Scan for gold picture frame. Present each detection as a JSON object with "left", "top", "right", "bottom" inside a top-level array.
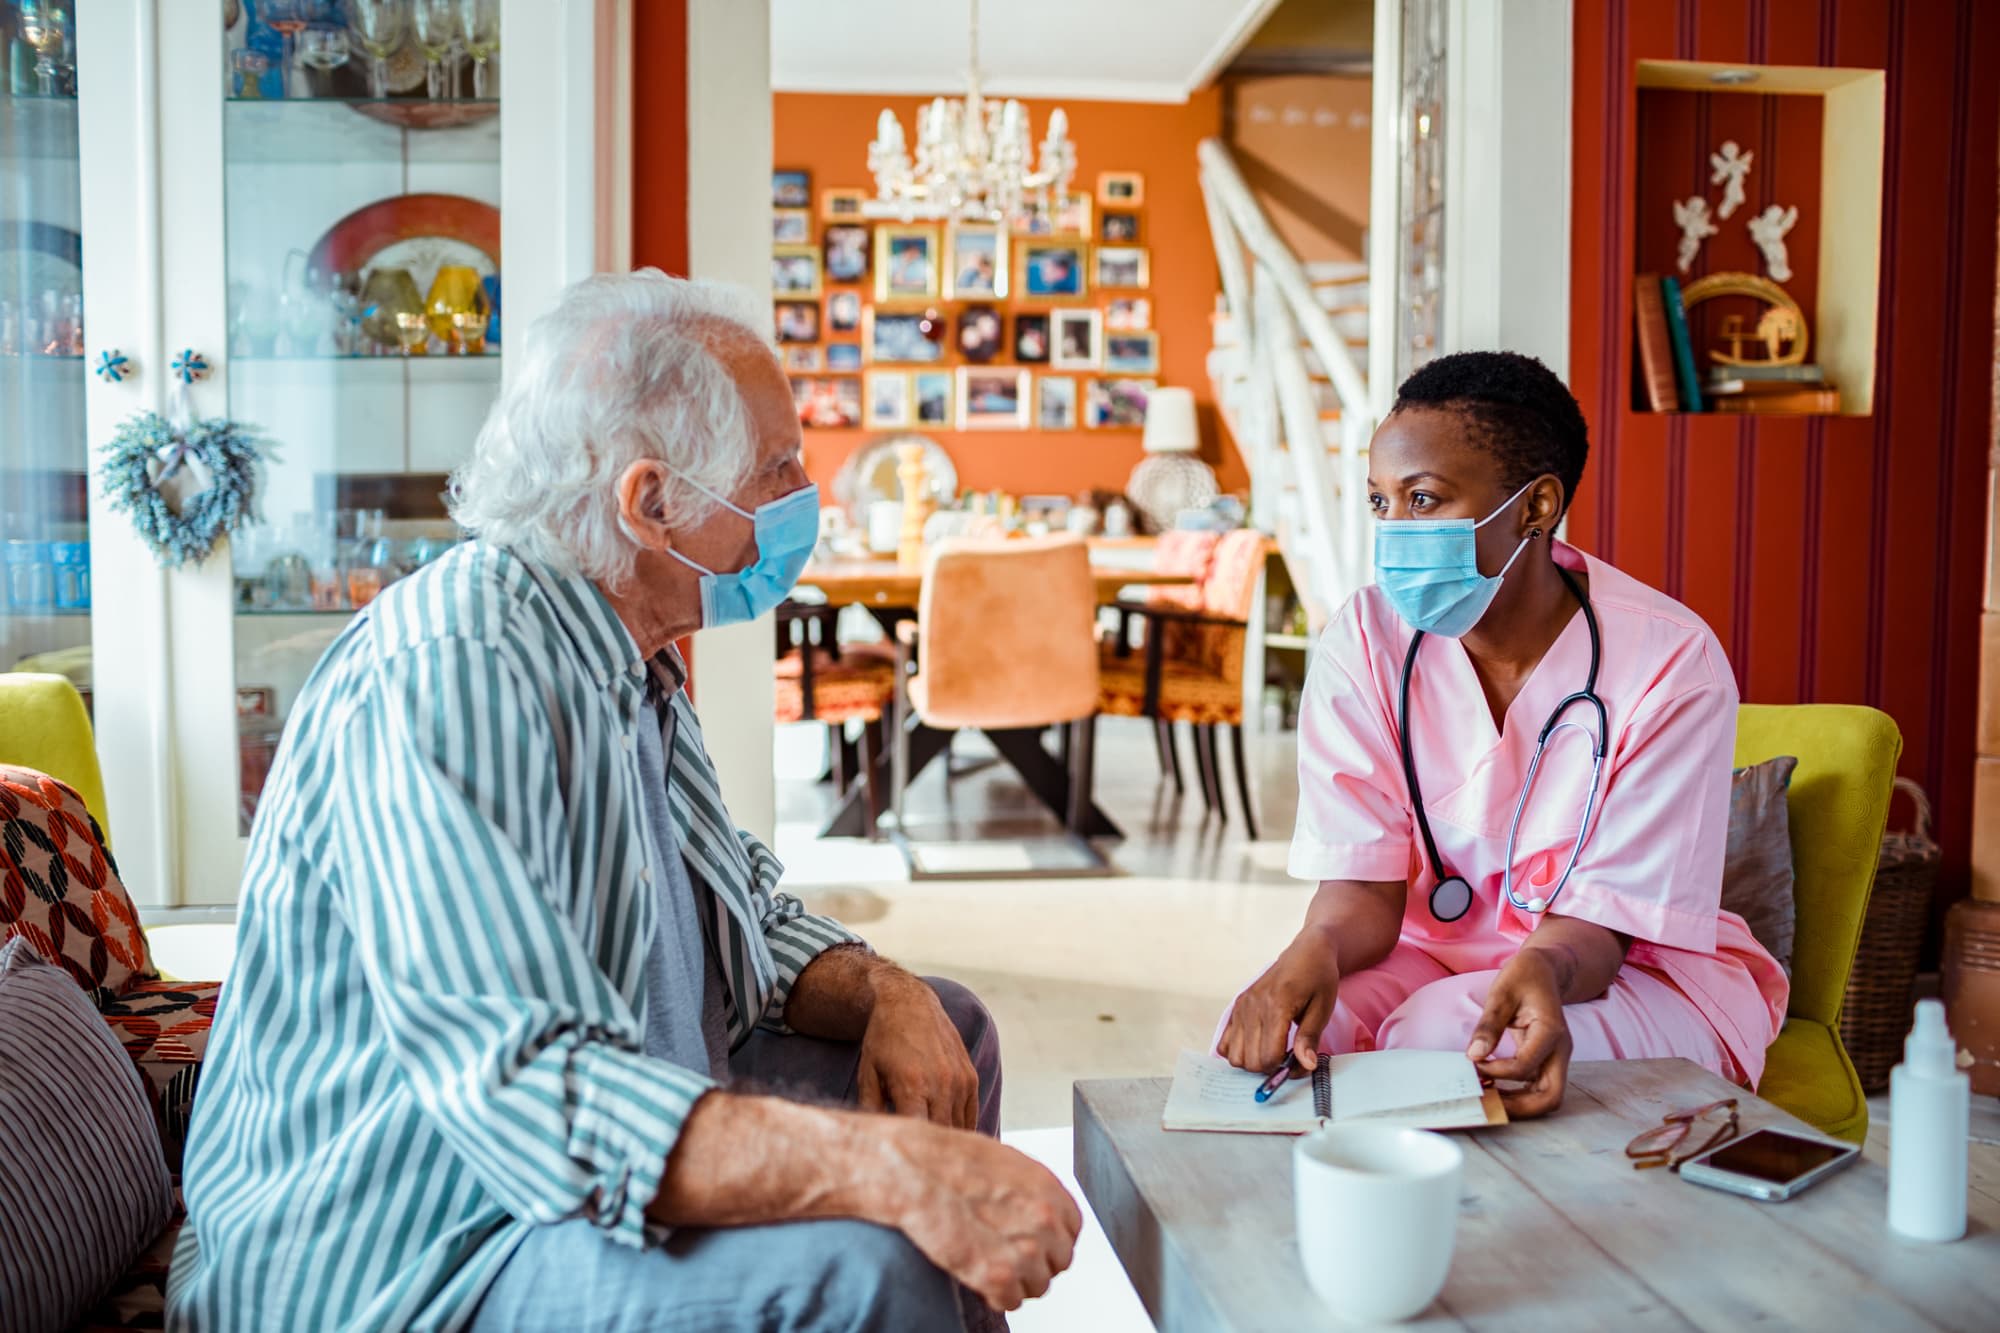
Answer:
[
  {"left": 1096, "top": 171, "right": 1145, "bottom": 206},
  {"left": 874, "top": 224, "right": 942, "bottom": 302},
  {"left": 1104, "top": 330, "right": 1160, "bottom": 375},
  {"left": 820, "top": 187, "right": 867, "bottom": 220},
  {"left": 944, "top": 222, "right": 1010, "bottom": 300},
  {"left": 956, "top": 367, "right": 1032, "bottom": 430},
  {"left": 863, "top": 370, "right": 913, "bottom": 429},
  {"left": 1018, "top": 241, "right": 1090, "bottom": 301}
]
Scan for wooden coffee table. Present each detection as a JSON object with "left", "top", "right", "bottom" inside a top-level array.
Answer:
[{"left": 1074, "top": 1059, "right": 2000, "bottom": 1331}]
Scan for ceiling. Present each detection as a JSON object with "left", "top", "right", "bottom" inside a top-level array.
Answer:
[{"left": 769, "top": 0, "right": 1286, "bottom": 104}]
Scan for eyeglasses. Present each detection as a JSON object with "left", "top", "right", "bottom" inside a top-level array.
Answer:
[{"left": 1624, "top": 1098, "right": 1741, "bottom": 1171}]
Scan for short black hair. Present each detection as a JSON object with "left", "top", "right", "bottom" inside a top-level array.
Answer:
[{"left": 1390, "top": 351, "right": 1589, "bottom": 515}]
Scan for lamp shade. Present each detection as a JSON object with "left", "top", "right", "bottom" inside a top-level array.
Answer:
[{"left": 1141, "top": 386, "right": 1200, "bottom": 454}]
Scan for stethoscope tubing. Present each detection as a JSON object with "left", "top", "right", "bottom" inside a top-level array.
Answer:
[{"left": 1399, "top": 564, "right": 1606, "bottom": 922}]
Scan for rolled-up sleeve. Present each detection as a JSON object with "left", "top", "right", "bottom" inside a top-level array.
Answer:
[
  {"left": 735, "top": 829, "right": 863, "bottom": 1028},
  {"left": 332, "top": 633, "right": 713, "bottom": 1250}
]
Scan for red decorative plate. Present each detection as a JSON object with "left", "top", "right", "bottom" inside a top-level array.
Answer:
[{"left": 306, "top": 193, "right": 500, "bottom": 281}]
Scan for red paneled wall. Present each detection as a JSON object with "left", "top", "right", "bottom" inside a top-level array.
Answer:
[{"left": 1569, "top": 0, "right": 1999, "bottom": 914}]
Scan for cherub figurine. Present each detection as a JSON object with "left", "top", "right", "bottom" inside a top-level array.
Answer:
[
  {"left": 1709, "top": 140, "right": 1753, "bottom": 218},
  {"left": 1748, "top": 203, "right": 1799, "bottom": 282},
  {"left": 1673, "top": 196, "right": 1718, "bottom": 274}
]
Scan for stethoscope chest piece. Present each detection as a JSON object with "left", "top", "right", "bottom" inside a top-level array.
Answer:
[{"left": 1429, "top": 875, "right": 1474, "bottom": 923}]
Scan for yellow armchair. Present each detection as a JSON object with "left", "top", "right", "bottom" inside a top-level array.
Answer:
[
  {"left": 0, "top": 672, "right": 111, "bottom": 845},
  {"left": 1736, "top": 703, "right": 1901, "bottom": 1143}
]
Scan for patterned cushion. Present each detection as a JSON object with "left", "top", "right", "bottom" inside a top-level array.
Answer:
[
  {"left": 774, "top": 652, "right": 896, "bottom": 725},
  {"left": 101, "top": 979, "right": 221, "bottom": 1174},
  {"left": 0, "top": 938, "right": 175, "bottom": 1333},
  {"left": 1098, "top": 657, "right": 1243, "bottom": 725},
  {"left": 0, "top": 765, "right": 152, "bottom": 1004}
]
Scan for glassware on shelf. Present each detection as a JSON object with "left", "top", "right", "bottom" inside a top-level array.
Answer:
[
  {"left": 231, "top": 46, "right": 274, "bottom": 99},
  {"left": 261, "top": 0, "right": 308, "bottom": 97},
  {"left": 358, "top": 267, "right": 423, "bottom": 354},
  {"left": 458, "top": 0, "right": 499, "bottom": 98},
  {"left": 481, "top": 273, "right": 501, "bottom": 346},
  {"left": 425, "top": 265, "right": 486, "bottom": 353},
  {"left": 297, "top": 22, "right": 351, "bottom": 79},
  {"left": 4, "top": 540, "right": 56, "bottom": 611},
  {"left": 328, "top": 270, "right": 365, "bottom": 356},
  {"left": 412, "top": 0, "right": 460, "bottom": 99},
  {"left": 229, "top": 281, "right": 281, "bottom": 357},
  {"left": 279, "top": 252, "right": 330, "bottom": 357},
  {"left": 51, "top": 540, "right": 90, "bottom": 611},
  {"left": 18, "top": 0, "right": 71, "bottom": 98},
  {"left": 348, "top": 0, "right": 410, "bottom": 99},
  {"left": 0, "top": 301, "right": 17, "bottom": 356}
]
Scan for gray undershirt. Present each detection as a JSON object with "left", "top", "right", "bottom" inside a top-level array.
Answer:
[{"left": 634, "top": 687, "right": 731, "bottom": 1078}]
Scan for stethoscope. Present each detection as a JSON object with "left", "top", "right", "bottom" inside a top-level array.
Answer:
[{"left": 1397, "top": 565, "right": 1608, "bottom": 923}]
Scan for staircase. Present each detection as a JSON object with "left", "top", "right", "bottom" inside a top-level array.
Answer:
[{"left": 1196, "top": 138, "right": 1373, "bottom": 633}]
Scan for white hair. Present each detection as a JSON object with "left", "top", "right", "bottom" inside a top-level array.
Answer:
[{"left": 448, "top": 269, "right": 772, "bottom": 588}]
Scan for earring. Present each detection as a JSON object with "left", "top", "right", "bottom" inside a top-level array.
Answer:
[{"left": 1529, "top": 528, "right": 1545, "bottom": 540}]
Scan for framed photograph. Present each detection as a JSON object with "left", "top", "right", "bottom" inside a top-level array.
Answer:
[
  {"left": 1011, "top": 192, "right": 1090, "bottom": 238},
  {"left": 1086, "top": 377, "right": 1154, "bottom": 429},
  {"left": 865, "top": 308, "right": 944, "bottom": 363},
  {"left": 1105, "top": 331, "right": 1160, "bottom": 374},
  {"left": 1105, "top": 296, "right": 1152, "bottom": 331},
  {"left": 827, "top": 341, "right": 863, "bottom": 371},
  {"left": 796, "top": 377, "right": 859, "bottom": 428},
  {"left": 1037, "top": 375, "right": 1078, "bottom": 430},
  {"left": 772, "top": 247, "right": 823, "bottom": 298},
  {"left": 864, "top": 370, "right": 913, "bottom": 429},
  {"left": 823, "top": 224, "right": 870, "bottom": 285},
  {"left": 775, "top": 301, "right": 820, "bottom": 344},
  {"left": 1020, "top": 242, "right": 1089, "bottom": 300},
  {"left": 773, "top": 208, "right": 812, "bottom": 245},
  {"left": 1096, "top": 171, "right": 1145, "bottom": 206},
  {"left": 826, "top": 289, "right": 862, "bottom": 333},
  {"left": 789, "top": 375, "right": 815, "bottom": 423},
  {"left": 773, "top": 169, "right": 812, "bottom": 209},
  {"left": 914, "top": 370, "right": 953, "bottom": 426},
  {"left": 956, "top": 367, "right": 1032, "bottom": 430},
  {"left": 1054, "top": 193, "right": 1092, "bottom": 237},
  {"left": 1094, "top": 245, "right": 1149, "bottom": 290},
  {"left": 1013, "top": 312, "right": 1051, "bottom": 364},
  {"left": 945, "top": 222, "right": 1008, "bottom": 299},
  {"left": 956, "top": 305, "right": 1006, "bottom": 363},
  {"left": 1100, "top": 210, "right": 1141, "bottom": 243},
  {"left": 874, "top": 224, "right": 941, "bottom": 302},
  {"left": 821, "top": 187, "right": 866, "bottom": 219},
  {"left": 1051, "top": 308, "right": 1102, "bottom": 369},
  {"left": 782, "top": 344, "right": 825, "bottom": 372}
]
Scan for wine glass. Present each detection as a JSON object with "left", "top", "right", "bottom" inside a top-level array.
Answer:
[
  {"left": 262, "top": 0, "right": 308, "bottom": 98},
  {"left": 348, "top": 0, "right": 410, "bottom": 99},
  {"left": 457, "top": 0, "right": 499, "bottom": 98},
  {"left": 297, "top": 23, "right": 351, "bottom": 83},
  {"left": 412, "top": 0, "right": 460, "bottom": 100}
]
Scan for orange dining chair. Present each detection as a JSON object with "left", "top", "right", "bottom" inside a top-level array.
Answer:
[
  {"left": 1099, "top": 527, "right": 1266, "bottom": 837},
  {"left": 891, "top": 535, "right": 1105, "bottom": 875},
  {"left": 774, "top": 600, "right": 896, "bottom": 838}
]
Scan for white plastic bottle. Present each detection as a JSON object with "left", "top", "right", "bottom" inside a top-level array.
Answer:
[{"left": 1887, "top": 999, "right": 1969, "bottom": 1242}]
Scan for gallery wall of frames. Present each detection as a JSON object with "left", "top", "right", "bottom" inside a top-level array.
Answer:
[{"left": 771, "top": 90, "right": 1244, "bottom": 498}]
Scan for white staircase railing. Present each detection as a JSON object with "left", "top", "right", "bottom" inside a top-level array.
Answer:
[{"left": 1196, "top": 137, "right": 1373, "bottom": 629}]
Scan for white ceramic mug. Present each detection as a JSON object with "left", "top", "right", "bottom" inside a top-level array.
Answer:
[{"left": 1294, "top": 1123, "right": 1464, "bottom": 1324}]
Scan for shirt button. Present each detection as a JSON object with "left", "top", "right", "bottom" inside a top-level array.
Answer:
[
  {"left": 621, "top": 734, "right": 635, "bottom": 752},
  {"left": 640, "top": 865, "right": 654, "bottom": 883}
]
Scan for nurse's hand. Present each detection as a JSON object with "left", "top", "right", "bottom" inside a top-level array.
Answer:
[
  {"left": 1464, "top": 950, "right": 1573, "bottom": 1118},
  {"left": 1216, "top": 922, "right": 1343, "bottom": 1075}
]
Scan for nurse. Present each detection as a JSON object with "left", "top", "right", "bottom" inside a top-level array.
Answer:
[{"left": 1216, "top": 351, "right": 1788, "bottom": 1118}]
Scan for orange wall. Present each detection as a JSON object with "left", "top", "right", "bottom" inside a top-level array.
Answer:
[{"left": 773, "top": 90, "right": 1243, "bottom": 500}]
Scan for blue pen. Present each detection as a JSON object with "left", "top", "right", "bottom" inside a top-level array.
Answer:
[{"left": 1253, "top": 1055, "right": 1303, "bottom": 1104}]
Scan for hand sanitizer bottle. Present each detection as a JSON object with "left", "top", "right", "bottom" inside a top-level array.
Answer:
[{"left": 1887, "top": 999, "right": 1968, "bottom": 1242}]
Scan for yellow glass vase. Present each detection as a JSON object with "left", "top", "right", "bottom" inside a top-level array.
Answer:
[{"left": 425, "top": 265, "right": 489, "bottom": 354}]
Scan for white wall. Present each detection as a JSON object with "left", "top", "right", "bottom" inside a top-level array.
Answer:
[{"left": 685, "top": 0, "right": 779, "bottom": 842}]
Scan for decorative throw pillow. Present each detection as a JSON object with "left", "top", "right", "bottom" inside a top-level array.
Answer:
[
  {"left": 1722, "top": 755, "right": 1800, "bottom": 975},
  {"left": 0, "top": 937, "right": 175, "bottom": 1333},
  {"left": 0, "top": 764, "right": 153, "bottom": 1005}
]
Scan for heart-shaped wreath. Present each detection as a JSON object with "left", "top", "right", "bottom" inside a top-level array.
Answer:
[{"left": 100, "top": 411, "right": 267, "bottom": 568}]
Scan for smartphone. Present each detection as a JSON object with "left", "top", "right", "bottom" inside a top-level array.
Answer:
[{"left": 1678, "top": 1126, "right": 1861, "bottom": 1202}]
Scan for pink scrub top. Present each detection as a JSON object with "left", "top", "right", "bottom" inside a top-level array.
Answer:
[{"left": 1291, "top": 540, "right": 1789, "bottom": 1086}]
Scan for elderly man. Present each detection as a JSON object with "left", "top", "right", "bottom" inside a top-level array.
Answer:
[{"left": 168, "top": 273, "right": 1078, "bottom": 1332}]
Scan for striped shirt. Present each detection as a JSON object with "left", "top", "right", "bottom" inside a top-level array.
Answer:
[{"left": 165, "top": 542, "right": 859, "bottom": 1332}]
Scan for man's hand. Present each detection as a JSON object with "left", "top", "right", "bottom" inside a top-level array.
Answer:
[
  {"left": 885, "top": 1117, "right": 1082, "bottom": 1313},
  {"left": 857, "top": 970, "right": 981, "bottom": 1130},
  {"left": 1465, "top": 949, "right": 1573, "bottom": 1118},
  {"left": 1217, "top": 921, "right": 1342, "bottom": 1074}
]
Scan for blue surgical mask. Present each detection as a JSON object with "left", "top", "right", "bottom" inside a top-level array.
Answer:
[
  {"left": 626, "top": 474, "right": 821, "bottom": 629},
  {"left": 1373, "top": 480, "right": 1537, "bottom": 638}
]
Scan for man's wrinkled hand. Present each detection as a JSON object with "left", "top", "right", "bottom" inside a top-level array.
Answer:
[{"left": 857, "top": 973, "right": 980, "bottom": 1130}]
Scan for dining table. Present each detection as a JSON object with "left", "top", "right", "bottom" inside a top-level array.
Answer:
[{"left": 794, "top": 553, "right": 1198, "bottom": 840}]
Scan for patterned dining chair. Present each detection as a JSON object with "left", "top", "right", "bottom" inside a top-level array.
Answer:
[
  {"left": 1098, "top": 528, "right": 1267, "bottom": 837},
  {"left": 774, "top": 601, "right": 896, "bottom": 838}
]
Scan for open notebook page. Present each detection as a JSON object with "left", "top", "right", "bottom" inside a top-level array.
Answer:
[{"left": 1161, "top": 1049, "right": 1494, "bottom": 1134}]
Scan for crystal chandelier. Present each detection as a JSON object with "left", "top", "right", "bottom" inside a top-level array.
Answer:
[{"left": 863, "top": 0, "right": 1078, "bottom": 223}]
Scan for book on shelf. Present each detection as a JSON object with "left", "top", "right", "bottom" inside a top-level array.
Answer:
[
  {"left": 1707, "top": 362, "right": 1826, "bottom": 383},
  {"left": 1708, "top": 385, "right": 1841, "bottom": 414},
  {"left": 1658, "top": 275, "right": 1704, "bottom": 412},
  {"left": 1707, "top": 375, "right": 1832, "bottom": 396},
  {"left": 1632, "top": 274, "right": 1679, "bottom": 412}
]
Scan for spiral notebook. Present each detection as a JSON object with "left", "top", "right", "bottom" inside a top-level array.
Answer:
[{"left": 1161, "top": 1049, "right": 1506, "bottom": 1134}]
